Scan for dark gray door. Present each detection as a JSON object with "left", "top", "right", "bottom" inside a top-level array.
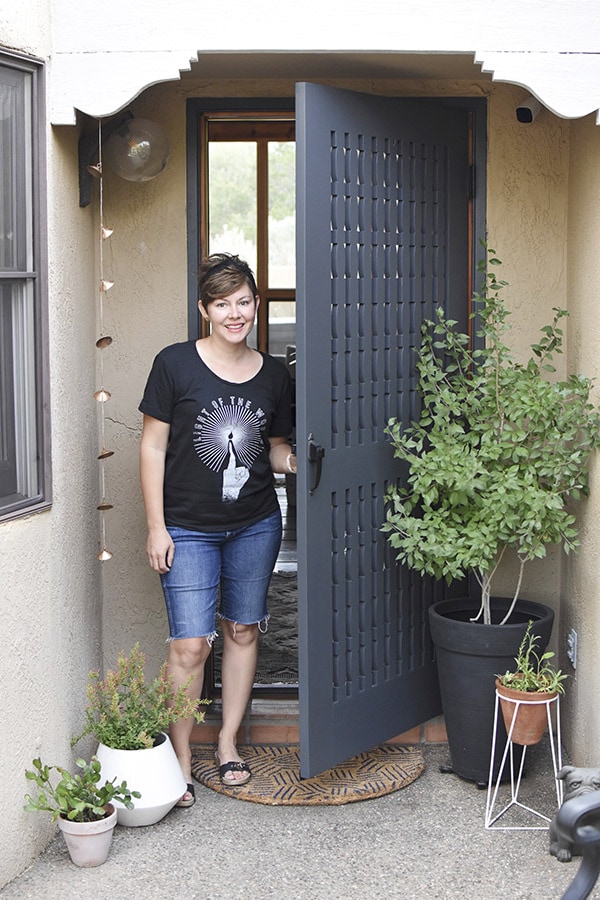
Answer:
[{"left": 295, "top": 83, "right": 470, "bottom": 778}]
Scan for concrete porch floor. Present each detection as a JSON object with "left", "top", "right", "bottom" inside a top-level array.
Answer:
[{"left": 4, "top": 740, "right": 598, "bottom": 899}]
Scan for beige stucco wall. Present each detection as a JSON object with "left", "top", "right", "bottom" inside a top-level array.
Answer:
[
  {"left": 98, "top": 84, "right": 190, "bottom": 671},
  {"left": 562, "top": 113, "right": 600, "bottom": 763},
  {"left": 0, "top": 13, "right": 103, "bottom": 889},
  {"left": 484, "top": 84, "right": 570, "bottom": 620}
]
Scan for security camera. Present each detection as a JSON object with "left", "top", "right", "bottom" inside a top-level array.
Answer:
[{"left": 516, "top": 95, "right": 542, "bottom": 124}]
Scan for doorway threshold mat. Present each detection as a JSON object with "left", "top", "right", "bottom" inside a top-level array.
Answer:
[{"left": 191, "top": 743, "right": 424, "bottom": 805}]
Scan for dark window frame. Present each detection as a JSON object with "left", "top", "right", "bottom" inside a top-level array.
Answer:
[
  {"left": 186, "top": 98, "right": 294, "bottom": 341},
  {"left": 0, "top": 48, "right": 50, "bottom": 521}
]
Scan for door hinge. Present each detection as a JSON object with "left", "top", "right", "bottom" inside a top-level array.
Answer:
[{"left": 467, "top": 165, "right": 476, "bottom": 199}]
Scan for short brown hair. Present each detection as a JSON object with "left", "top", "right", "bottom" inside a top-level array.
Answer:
[{"left": 198, "top": 253, "right": 258, "bottom": 306}]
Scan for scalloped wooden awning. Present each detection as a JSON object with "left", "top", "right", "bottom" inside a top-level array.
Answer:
[{"left": 49, "top": 0, "right": 600, "bottom": 125}]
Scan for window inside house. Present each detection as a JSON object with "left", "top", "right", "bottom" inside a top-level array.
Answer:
[
  {"left": 201, "top": 114, "right": 296, "bottom": 362},
  {"left": 0, "top": 52, "right": 48, "bottom": 519},
  {"left": 196, "top": 110, "right": 298, "bottom": 695}
]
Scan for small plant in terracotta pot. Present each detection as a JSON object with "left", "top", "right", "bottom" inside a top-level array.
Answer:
[
  {"left": 24, "top": 756, "right": 140, "bottom": 866},
  {"left": 496, "top": 621, "right": 568, "bottom": 745},
  {"left": 24, "top": 755, "right": 139, "bottom": 822}
]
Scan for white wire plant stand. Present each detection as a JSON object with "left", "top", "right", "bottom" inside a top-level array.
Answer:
[{"left": 485, "top": 689, "right": 563, "bottom": 830}]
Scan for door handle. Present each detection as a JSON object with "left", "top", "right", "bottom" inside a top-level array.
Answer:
[{"left": 307, "top": 434, "right": 325, "bottom": 495}]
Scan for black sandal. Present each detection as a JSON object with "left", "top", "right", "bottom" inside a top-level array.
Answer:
[
  {"left": 215, "top": 753, "right": 252, "bottom": 786},
  {"left": 175, "top": 783, "right": 195, "bottom": 808}
]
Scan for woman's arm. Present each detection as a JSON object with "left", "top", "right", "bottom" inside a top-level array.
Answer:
[
  {"left": 140, "top": 414, "right": 174, "bottom": 573},
  {"left": 268, "top": 436, "right": 297, "bottom": 474}
]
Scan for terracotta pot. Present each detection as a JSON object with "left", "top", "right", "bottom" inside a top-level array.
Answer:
[
  {"left": 495, "top": 678, "right": 557, "bottom": 746},
  {"left": 57, "top": 803, "right": 116, "bottom": 867}
]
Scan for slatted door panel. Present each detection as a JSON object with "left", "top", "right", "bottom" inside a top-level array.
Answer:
[{"left": 296, "top": 84, "right": 469, "bottom": 777}]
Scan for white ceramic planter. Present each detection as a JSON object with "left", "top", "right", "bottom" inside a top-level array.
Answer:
[
  {"left": 96, "top": 732, "right": 186, "bottom": 827},
  {"left": 58, "top": 804, "right": 117, "bottom": 867}
]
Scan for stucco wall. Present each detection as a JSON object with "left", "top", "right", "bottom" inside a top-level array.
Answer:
[
  {"left": 98, "top": 83, "right": 190, "bottom": 673},
  {"left": 1, "top": 134, "right": 103, "bottom": 887},
  {"left": 0, "top": 0, "right": 50, "bottom": 58},
  {"left": 484, "top": 83, "right": 570, "bottom": 619},
  {"left": 0, "top": 15, "right": 103, "bottom": 889},
  {"left": 562, "top": 114, "right": 600, "bottom": 763}
]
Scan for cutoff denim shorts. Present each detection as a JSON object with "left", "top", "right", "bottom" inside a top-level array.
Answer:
[{"left": 160, "top": 509, "right": 282, "bottom": 641}]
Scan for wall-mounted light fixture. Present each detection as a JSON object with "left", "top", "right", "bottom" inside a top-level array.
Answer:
[
  {"left": 515, "top": 95, "right": 542, "bottom": 124},
  {"left": 103, "top": 117, "right": 170, "bottom": 182},
  {"left": 78, "top": 113, "right": 170, "bottom": 206}
]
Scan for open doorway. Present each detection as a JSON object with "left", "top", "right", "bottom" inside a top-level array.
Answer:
[
  {"left": 187, "top": 101, "right": 299, "bottom": 695},
  {"left": 188, "top": 87, "right": 485, "bottom": 773}
]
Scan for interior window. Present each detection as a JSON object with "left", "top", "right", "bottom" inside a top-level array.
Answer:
[
  {"left": 202, "top": 114, "right": 296, "bottom": 362},
  {"left": 199, "top": 110, "right": 298, "bottom": 696}
]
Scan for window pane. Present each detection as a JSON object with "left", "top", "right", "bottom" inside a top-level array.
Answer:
[
  {"left": 208, "top": 141, "right": 257, "bottom": 275},
  {"left": 0, "top": 280, "right": 38, "bottom": 505},
  {"left": 0, "top": 68, "right": 33, "bottom": 272},
  {"left": 268, "top": 300, "right": 296, "bottom": 362},
  {"left": 0, "top": 285, "right": 17, "bottom": 496},
  {"left": 268, "top": 142, "right": 295, "bottom": 289}
]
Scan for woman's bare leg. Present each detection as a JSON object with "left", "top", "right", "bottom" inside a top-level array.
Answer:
[
  {"left": 217, "top": 620, "right": 259, "bottom": 780},
  {"left": 166, "top": 636, "right": 212, "bottom": 796}
]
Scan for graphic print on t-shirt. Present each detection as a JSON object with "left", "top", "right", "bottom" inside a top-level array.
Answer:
[{"left": 193, "top": 396, "right": 266, "bottom": 503}]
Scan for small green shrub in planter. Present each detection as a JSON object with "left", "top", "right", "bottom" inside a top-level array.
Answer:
[
  {"left": 24, "top": 756, "right": 140, "bottom": 823},
  {"left": 383, "top": 245, "right": 600, "bottom": 625}
]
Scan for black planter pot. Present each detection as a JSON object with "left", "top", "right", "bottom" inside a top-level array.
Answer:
[{"left": 429, "top": 596, "right": 555, "bottom": 785}]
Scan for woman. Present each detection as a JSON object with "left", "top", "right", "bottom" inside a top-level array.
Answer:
[{"left": 139, "top": 253, "right": 296, "bottom": 807}]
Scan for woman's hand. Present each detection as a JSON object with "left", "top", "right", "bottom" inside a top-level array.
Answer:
[
  {"left": 140, "top": 415, "right": 173, "bottom": 572},
  {"left": 146, "top": 525, "right": 174, "bottom": 573},
  {"left": 268, "top": 437, "right": 297, "bottom": 475}
]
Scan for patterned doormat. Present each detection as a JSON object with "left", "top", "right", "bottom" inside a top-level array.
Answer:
[{"left": 191, "top": 743, "right": 424, "bottom": 805}]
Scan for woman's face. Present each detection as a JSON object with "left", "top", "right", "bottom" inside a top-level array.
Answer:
[{"left": 199, "top": 284, "right": 259, "bottom": 345}]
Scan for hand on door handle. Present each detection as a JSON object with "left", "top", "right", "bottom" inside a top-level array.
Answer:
[{"left": 307, "top": 435, "right": 325, "bottom": 495}]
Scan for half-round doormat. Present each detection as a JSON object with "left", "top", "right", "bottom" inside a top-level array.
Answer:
[{"left": 191, "top": 743, "right": 424, "bottom": 805}]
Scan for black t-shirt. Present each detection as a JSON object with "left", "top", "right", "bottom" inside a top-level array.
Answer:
[{"left": 139, "top": 341, "right": 293, "bottom": 531}]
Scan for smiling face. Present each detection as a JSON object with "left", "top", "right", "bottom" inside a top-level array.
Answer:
[{"left": 199, "top": 285, "right": 259, "bottom": 345}]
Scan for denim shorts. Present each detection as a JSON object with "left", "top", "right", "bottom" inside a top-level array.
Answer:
[{"left": 160, "top": 509, "right": 282, "bottom": 641}]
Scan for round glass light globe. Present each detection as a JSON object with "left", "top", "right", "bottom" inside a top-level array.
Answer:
[{"left": 104, "top": 118, "right": 170, "bottom": 182}]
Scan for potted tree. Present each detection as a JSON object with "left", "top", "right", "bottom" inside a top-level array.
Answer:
[
  {"left": 383, "top": 245, "right": 600, "bottom": 783},
  {"left": 496, "top": 620, "right": 568, "bottom": 746},
  {"left": 72, "top": 643, "right": 209, "bottom": 825},
  {"left": 24, "top": 756, "right": 140, "bottom": 867}
]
